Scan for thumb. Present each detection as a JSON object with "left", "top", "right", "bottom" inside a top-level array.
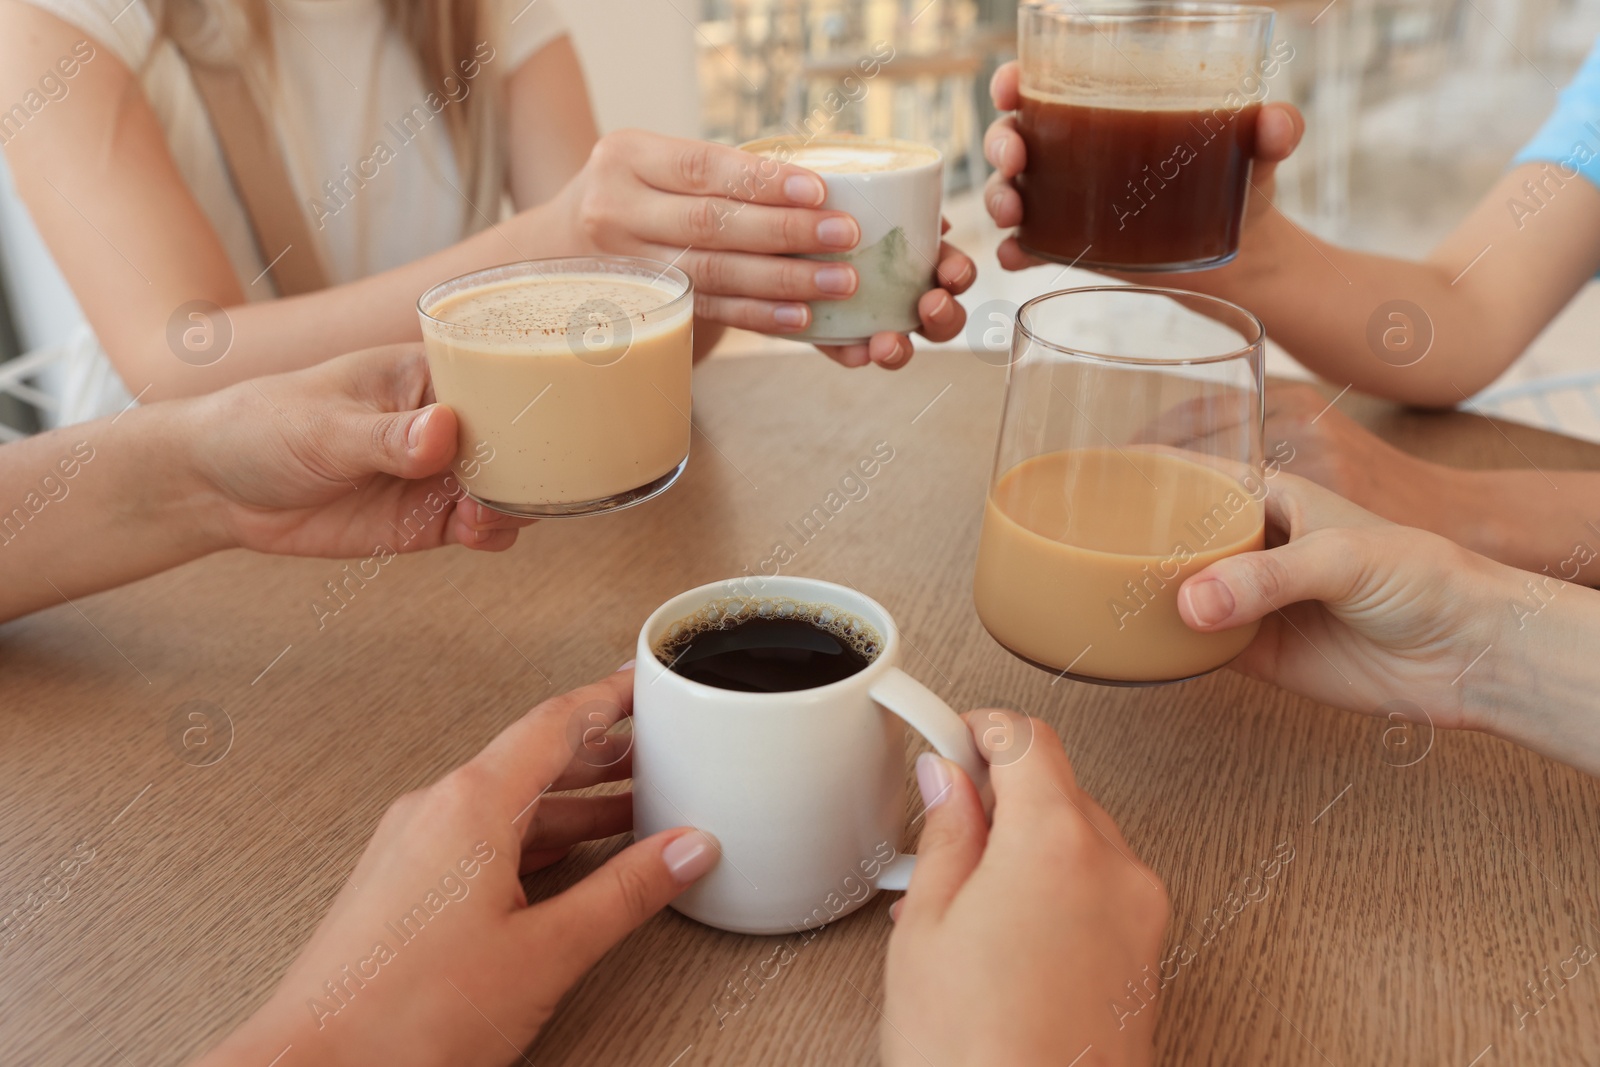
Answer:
[
  {"left": 334, "top": 402, "right": 458, "bottom": 482},
  {"left": 520, "top": 828, "right": 718, "bottom": 981},
  {"left": 1250, "top": 102, "right": 1304, "bottom": 189},
  {"left": 1179, "top": 531, "right": 1357, "bottom": 631},
  {"left": 899, "top": 753, "right": 987, "bottom": 925},
  {"left": 989, "top": 60, "right": 1019, "bottom": 110}
]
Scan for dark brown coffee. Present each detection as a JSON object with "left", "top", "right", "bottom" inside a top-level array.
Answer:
[
  {"left": 654, "top": 600, "right": 881, "bottom": 693},
  {"left": 1016, "top": 92, "right": 1261, "bottom": 270}
]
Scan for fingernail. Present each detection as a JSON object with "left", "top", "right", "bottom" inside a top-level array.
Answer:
[
  {"left": 407, "top": 405, "right": 435, "bottom": 450},
  {"left": 616, "top": 659, "right": 636, "bottom": 672},
  {"left": 888, "top": 898, "right": 903, "bottom": 922},
  {"left": 928, "top": 291, "right": 953, "bottom": 320},
  {"left": 663, "top": 830, "right": 719, "bottom": 884},
  {"left": 817, "top": 217, "right": 858, "bottom": 249},
  {"left": 916, "top": 753, "right": 953, "bottom": 811},
  {"left": 773, "top": 304, "right": 808, "bottom": 329},
  {"left": 815, "top": 266, "right": 856, "bottom": 296},
  {"left": 784, "top": 174, "right": 826, "bottom": 206},
  {"left": 1183, "top": 579, "right": 1236, "bottom": 628}
]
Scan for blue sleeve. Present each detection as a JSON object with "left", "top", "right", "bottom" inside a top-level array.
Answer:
[{"left": 1512, "top": 38, "right": 1600, "bottom": 190}]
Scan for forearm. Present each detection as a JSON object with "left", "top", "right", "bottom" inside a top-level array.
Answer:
[
  {"left": 190, "top": 998, "right": 337, "bottom": 1067},
  {"left": 1422, "top": 467, "right": 1600, "bottom": 585},
  {"left": 0, "top": 406, "right": 224, "bottom": 623},
  {"left": 116, "top": 203, "right": 584, "bottom": 402},
  {"left": 1469, "top": 579, "right": 1600, "bottom": 777},
  {"left": 1162, "top": 208, "right": 1506, "bottom": 406},
  {"left": 1167, "top": 164, "right": 1600, "bottom": 407}
]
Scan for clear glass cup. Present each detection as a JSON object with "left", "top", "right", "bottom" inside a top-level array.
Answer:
[
  {"left": 973, "top": 286, "right": 1266, "bottom": 686},
  {"left": 418, "top": 256, "right": 694, "bottom": 518},
  {"left": 1016, "top": 1, "right": 1277, "bottom": 272}
]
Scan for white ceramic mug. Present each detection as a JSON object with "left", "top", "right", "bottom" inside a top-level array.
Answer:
[
  {"left": 739, "top": 135, "right": 944, "bottom": 344},
  {"left": 633, "top": 576, "right": 988, "bottom": 935}
]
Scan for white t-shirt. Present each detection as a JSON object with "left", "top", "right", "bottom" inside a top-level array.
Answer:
[{"left": 3, "top": 0, "right": 567, "bottom": 421}]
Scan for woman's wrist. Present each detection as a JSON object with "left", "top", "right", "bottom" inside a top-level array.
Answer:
[
  {"left": 1426, "top": 466, "right": 1600, "bottom": 584},
  {"left": 189, "top": 997, "right": 335, "bottom": 1067},
  {"left": 0, "top": 402, "right": 231, "bottom": 623},
  {"left": 1400, "top": 461, "right": 1489, "bottom": 553},
  {"left": 1425, "top": 465, "right": 1508, "bottom": 564},
  {"left": 515, "top": 178, "right": 588, "bottom": 259},
  {"left": 147, "top": 395, "right": 250, "bottom": 557},
  {"left": 1461, "top": 567, "right": 1600, "bottom": 774}
]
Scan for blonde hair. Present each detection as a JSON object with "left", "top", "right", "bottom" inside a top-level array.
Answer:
[{"left": 152, "top": 0, "right": 504, "bottom": 234}]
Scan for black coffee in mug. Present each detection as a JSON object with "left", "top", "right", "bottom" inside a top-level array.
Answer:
[{"left": 653, "top": 599, "right": 882, "bottom": 693}]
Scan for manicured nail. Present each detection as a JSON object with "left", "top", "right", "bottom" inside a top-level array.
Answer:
[
  {"left": 615, "top": 659, "right": 636, "bottom": 672},
  {"left": 663, "top": 830, "right": 719, "bottom": 884},
  {"left": 916, "top": 753, "right": 953, "bottom": 810},
  {"left": 815, "top": 266, "right": 856, "bottom": 296},
  {"left": 773, "top": 304, "right": 808, "bottom": 329},
  {"left": 817, "top": 216, "right": 858, "bottom": 249},
  {"left": 888, "top": 898, "right": 904, "bottom": 922},
  {"left": 407, "top": 405, "right": 435, "bottom": 450},
  {"left": 784, "top": 174, "right": 826, "bottom": 206},
  {"left": 1182, "top": 579, "right": 1236, "bottom": 628}
]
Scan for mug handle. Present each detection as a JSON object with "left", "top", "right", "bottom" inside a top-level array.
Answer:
[{"left": 867, "top": 666, "right": 993, "bottom": 893}]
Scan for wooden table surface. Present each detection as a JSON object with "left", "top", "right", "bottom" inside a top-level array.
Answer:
[{"left": 3, "top": 351, "right": 1599, "bottom": 1066}]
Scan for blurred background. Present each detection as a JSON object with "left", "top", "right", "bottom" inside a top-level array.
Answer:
[
  {"left": 679, "top": 0, "right": 1600, "bottom": 439},
  {"left": 4, "top": 0, "right": 1600, "bottom": 437}
]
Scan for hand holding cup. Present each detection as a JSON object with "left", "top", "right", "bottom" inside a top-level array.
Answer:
[{"left": 557, "top": 130, "right": 974, "bottom": 367}]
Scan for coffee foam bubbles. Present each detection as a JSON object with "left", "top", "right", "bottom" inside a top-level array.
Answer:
[
  {"left": 425, "top": 275, "right": 687, "bottom": 352},
  {"left": 750, "top": 139, "right": 938, "bottom": 174},
  {"left": 653, "top": 597, "right": 884, "bottom": 667}
]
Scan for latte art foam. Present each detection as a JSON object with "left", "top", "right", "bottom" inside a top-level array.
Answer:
[{"left": 747, "top": 137, "right": 939, "bottom": 174}]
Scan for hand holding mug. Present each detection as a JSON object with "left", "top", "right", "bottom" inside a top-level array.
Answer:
[
  {"left": 555, "top": 129, "right": 973, "bottom": 366},
  {"left": 632, "top": 577, "right": 989, "bottom": 934},
  {"left": 192, "top": 670, "right": 719, "bottom": 1067},
  {"left": 981, "top": 60, "right": 1305, "bottom": 273},
  {"left": 883, "top": 711, "right": 1169, "bottom": 1067}
]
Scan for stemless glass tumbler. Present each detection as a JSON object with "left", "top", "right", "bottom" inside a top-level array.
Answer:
[
  {"left": 418, "top": 256, "right": 694, "bottom": 518},
  {"left": 973, "top": 286, "right": 1267, "bottom": 685},
  {"left": 1016, "top": 1, "right": 1278, "bottom": 271}
]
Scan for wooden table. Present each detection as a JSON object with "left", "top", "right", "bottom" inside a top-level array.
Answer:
[{"left": 3, "top": 352, "right": 1599, "bottom": 1065}]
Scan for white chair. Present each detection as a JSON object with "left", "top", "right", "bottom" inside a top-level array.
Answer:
[{"left": 0, "top": 346, "right": 60, "bottom": 442}]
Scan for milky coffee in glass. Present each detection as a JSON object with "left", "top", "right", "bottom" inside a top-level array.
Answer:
[{"left": 418, "top": 257, "right": 693, "bottom": 518}]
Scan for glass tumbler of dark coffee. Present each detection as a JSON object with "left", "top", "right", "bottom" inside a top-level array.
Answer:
[{"left": 1016, "top": 2, "right": 1277, "bottom": 272}]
